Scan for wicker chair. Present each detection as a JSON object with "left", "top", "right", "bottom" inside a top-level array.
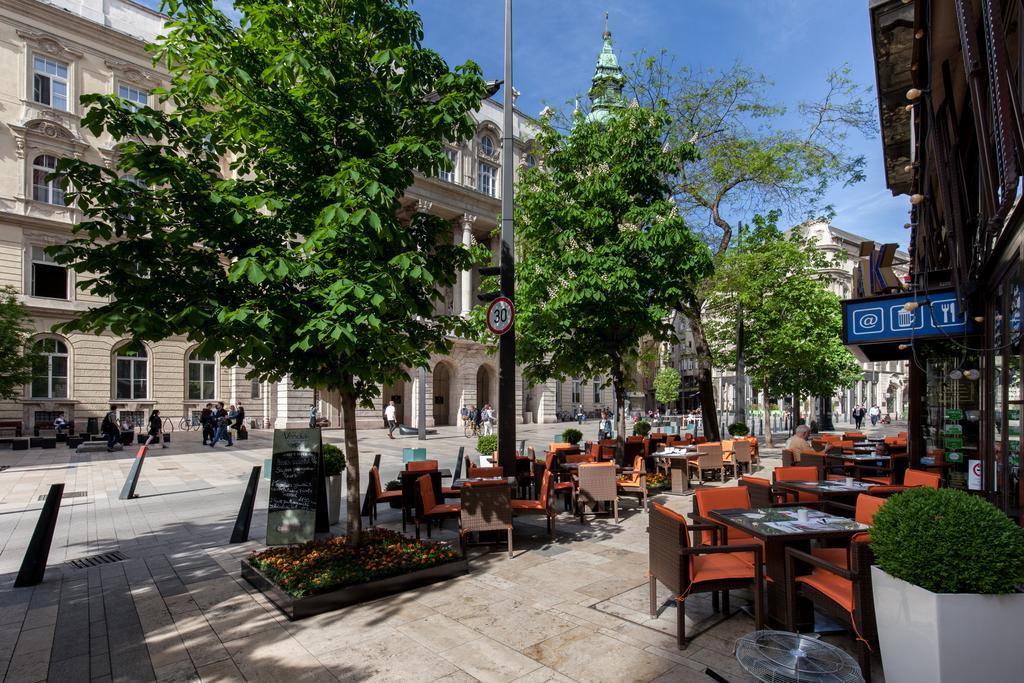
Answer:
[
  {"left": 781, "top": 448, "right": 797, "bottom": 467},
  {"left": 693, "top": 487, "right": 762, "bottom": 550},
  {"left": 687, "top": 443, "right": 729, "bottom": 484},
  {"left": 811, "top": 494, "right": 885, "bottom": 568},
  {"left": 903, "top": 469, "right": 941, "bottom": 489},
  {"left": 364, "top": 465, "right": 402, "bottom": 525},
  {"left": 575, "top": 462, "right": 619, "bottom": 522},
  {"left": 731, "top": 440, "right": 754, "bottom": 474},
  {"left": 738, "top": 475, "right": 775, "bottom": 508},
  {"left": 460, "top": 480, "right": 513, "bottom": 559},
  {"left": 543, "top": 450, "right": 575, "bottom": 510},
  {"left": 649, "top": 503, "right": 763, "bottom": 649},
  {"left": 842, "top": 431, "right": 866, "bottom": 441},
  {"left": 406, "top": 459, "right": 438, "bottom": 473},
  {"left": 511, "top": 469, "right": 557, "bottom": 539},
  {"left": 786, "top": 535, "right": 878, "bottom": 680},
  {"left": 443, "top": 447, "right": 466, "bottom": 499},
  {"left": 772, "top": 465, "right": 821, "bottom": 504},
  {"left": 616, "top": 455, "right": 647, "bottom": 511},
  {"left": 415, "top": 474, "right": 460, "bottom": 540},
  {"left": 468, "top": 465, "right": 504, "bottom": 478}
]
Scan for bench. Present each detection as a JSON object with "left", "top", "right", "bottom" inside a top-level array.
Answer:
[{"left": 12, "top": 438, "right": 29, "bottom": 451}]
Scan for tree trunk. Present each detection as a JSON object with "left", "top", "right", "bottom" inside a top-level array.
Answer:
[
  {"left": 792, "top": 393, "right": 800, "bottom": 435},
  {"left": 763, "top": 388, "right": 776, "bottom": 447},
  {"left": 690, "top": 312, "right": 720, "bottom": 441},
  {"left": 735, "top": 308, "right": 746, "bottom": 427},
  {"left": 614, "top": 377, "right": 627, "bottom": 465},
  {"left": 340, "top": 386, "right": 361, "bottom": 545}
]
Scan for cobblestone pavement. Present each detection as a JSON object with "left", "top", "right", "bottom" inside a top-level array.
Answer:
[{"left": 0, "top": 422, "right": 901, "bottom": 682}]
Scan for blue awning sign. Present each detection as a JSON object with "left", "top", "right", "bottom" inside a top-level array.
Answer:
[{"left": 843, "top": 289, "right": 975, "bottom": 345}]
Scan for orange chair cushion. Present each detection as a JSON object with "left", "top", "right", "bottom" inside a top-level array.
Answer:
[
  {"left": 695, "top": 488, "right": 752, "bottom": 545},
  {"left": 773, "top": 466, "right": 820, "bottom": 482},
  {"left": 377, "top": 489, "right": 402, "bottom": 501},
  {"left": 652, "top": 503, "right": 686, "bottom": 525},
  {"left": 903, "top": 469, "right": 941, "bottom": 489},
  {"left": 692, "top": 552, "right": 756, "bottom": 583},
  {"left": 426, "top": 502, "right": 460, "bottom": 515},
  {"left": 511, "top": 500, "right": 545, "bottom": 511},
  {"left": 797, "top": 570, "right": 853, "bottom": 613},
  {"left": 811, "top": 547, "right": 849, "bottom": 568},
  {"left": 855, "top": 494, "right": 886, "bottom": 525}
]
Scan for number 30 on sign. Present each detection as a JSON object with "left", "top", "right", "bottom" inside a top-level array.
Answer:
[{"left": 486, "top": 297, "right": 515, "bottom": 336}]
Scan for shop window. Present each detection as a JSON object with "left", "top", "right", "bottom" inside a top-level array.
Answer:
[
  {"left": 30, "top": 246, "right": 68, "bottom": 299},
  {"left": 478, "top": 161, "right": 497, "bottom": 197},
  {"left": 30, "top": 338, "right": 68, "bottom": 398},
  {"left": 32, "top": 55, "right": 68, "bottom": 111},
  {"left": 187, "top": 350, "right": 216, "bottom": 400},
  {"left": 114, "top": 342, "right": 148, "bottom": 399},
  {"left": 32, "top": 154, "right": 65, "bottom": 205}
]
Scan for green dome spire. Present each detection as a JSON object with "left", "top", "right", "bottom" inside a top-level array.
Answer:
[{"left": 586, "top": 13, "right": 626, "bottom": 124}]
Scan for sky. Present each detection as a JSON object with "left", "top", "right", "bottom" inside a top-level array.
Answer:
[{"left": 136, "top": 0, "right": 909, "bottom": 249}]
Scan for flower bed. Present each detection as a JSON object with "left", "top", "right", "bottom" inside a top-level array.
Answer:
[
  {"left": 645, "top": 473, "right": 669, "bottom": 491},
  {"left": 243, "top": 528, "right": 468, "bottom": 620}
]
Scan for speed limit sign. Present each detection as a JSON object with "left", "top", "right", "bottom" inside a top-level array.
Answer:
[{"left": 486, "top": 296, "right": 515, "bottom": 336}]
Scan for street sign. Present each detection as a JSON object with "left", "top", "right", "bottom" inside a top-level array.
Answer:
[{"left": 486, "top": 296, "right": 514, "bottom": 336}]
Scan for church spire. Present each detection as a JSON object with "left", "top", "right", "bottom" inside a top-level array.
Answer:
[{"left": 586, "top": 14, "right": 626, "bottom": 124}]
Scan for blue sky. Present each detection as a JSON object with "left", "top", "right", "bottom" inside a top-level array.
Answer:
[{"left": 136, "top": 0, "right": 908, "bottom": 249}]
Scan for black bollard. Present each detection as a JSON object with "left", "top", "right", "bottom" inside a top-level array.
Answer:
[
  {"left": 15, "top": 483, "right": 64, "bottom": 587},
  {"left": 315, "top": 437, "right": 329, "bottom": 533},
  {"left": 119, "top": 446, "right": 148, "bottom": 500},
  {"left": 230, "top": 466, "right": 262, "bottom": 544}
]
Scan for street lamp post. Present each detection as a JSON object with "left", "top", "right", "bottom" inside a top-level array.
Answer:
[{"left": 496, "top": 0, "right": 516, "bottom": 475}]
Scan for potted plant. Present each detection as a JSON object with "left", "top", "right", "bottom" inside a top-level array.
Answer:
[
  {"left": 321, "top": 443, "right": 344, "bottom": 524},
  {"left": 633, "top": 420, "right": 651, "bottom": 437},
  {"left": 384, "top": 479, "right": 402, "bottom": 508},
  {"left": 870, "top": 488, "right": 1024, "bottom": 682},
  {"left": 562, "top": 428, "right": 582, "bottom": 445},
  {"left": 726, "top": 422, "right": 749, "bottom": 437},
  {"left": 476, "top": 434, "right": 498, "bottom": 465}
]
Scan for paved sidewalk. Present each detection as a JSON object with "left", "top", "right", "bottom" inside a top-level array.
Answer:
[{"left": 0, "top": 423, "right": 890, "bottom": 682}]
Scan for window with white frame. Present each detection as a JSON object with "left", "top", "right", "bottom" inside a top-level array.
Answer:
[
  {"left": 478, "top": 161, "right": 497, "bottom": 197},
  {"left": 479, "top": 134, "right": 496, "bottom": 157},
  {"left": 593, "top": 381, "right": 601, "bottom": 405},
  {"left": 114, "top": 342, "right": 148, "bottom": 399},
  {"left": 32, "top": 56, "right": 69, "bottom": 111},
  {"left": 187, "top": 350, "right": 216, "bottom": 400},
  {"left": 32, "top": 155, "right": 64, "bottom": 205},
  {"left": 118, "top": 83, "right": 148, "bottom": 110},
  {"left": 571, "top": 380, "right": 581, "bottom": 405},
  {"left": 439, "top": 148, "right": 458, "bottom": 183},
  {"left": 30, "top": 338, "right": 68, "bottom": 398},
  {"left": 30, "top": 246, "right": 68, "bottom": 299}
]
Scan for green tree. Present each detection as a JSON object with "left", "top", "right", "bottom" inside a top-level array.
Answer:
[
  {"left": 55, "top": 0, "right": 487, "bottom": 542},
  {"left": 0, "top": 287, "right": 36, "bottom": 400},
  {"left": 653, "top": 365, "right": 681, "bottom": 406},
  {"left": 705, "top": 213, "right": 862, "bottom": 441},
  {"left": 515, "top": 105, "right": 713, "bottom": 447},
  {"left": 626, "top": 56, "right": 875, "bottom": 440}
]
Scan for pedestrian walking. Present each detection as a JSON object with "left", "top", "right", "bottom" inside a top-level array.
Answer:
[
  {"left": 852, "top": 404, "right": 865, "bottom": 430},
  {"left": 385, "top": 400, "right": 397, "bottom": 439},
  {"left": 460, "top": 403, "right": 469, "bottom": 427},
  {"left": 482, "top": 404, "right": 494, "bottom": 435},
  {"left": 235, "top": 403, "right": 246, "bottom": 435},
  {"left": 145, "top": 410, "right": 167, "bottom": 448},
  {"left": 209, "top": 402, "right": 233, "bottom": 447},
  {"left": 101, "top": 405, "right": 120, "bottom": 452},
  {"left": 869, "top": 404, "right": 881, "bottom": 427},
  {"left": 201, "top": 403, "right": 214, "bottom": 445},
  {"left": 472, "top": 405, "right": 482, "bottom": 432},
  {"left": 308, "top": 404, "right": 318, "bottom": 428}
]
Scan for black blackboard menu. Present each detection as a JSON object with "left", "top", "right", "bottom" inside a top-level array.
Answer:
[{"left": 266, "top": 429, "right": 321, "bottom": 545}]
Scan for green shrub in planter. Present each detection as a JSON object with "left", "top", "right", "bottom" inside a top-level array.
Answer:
[
  {"left": 384, "top": 479, "right": 401, "bottom": 491},
  {"left": 870, "top": 488, "right": 1024, "bottom": 594},
  {"left": 562, "top": 428, "right": 582, "bottom": 445},
  {"left": 727, "top": 422, "right": 749, "bottom": 437},
  {"left": 321, "top": 443, "right": 344, "bottom": 477},
  {"left": 633, "top": 420, "right": 651, "bottom": 437},
  {"left": 476, "top": 434, "right": 498, "bottom": 457}
]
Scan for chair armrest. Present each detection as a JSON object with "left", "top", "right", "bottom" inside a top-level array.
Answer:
[{"left": 785, "top": 546, "right": 853, "bottom": 579}]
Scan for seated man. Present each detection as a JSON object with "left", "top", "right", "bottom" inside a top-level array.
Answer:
[{"left": 785, "top": 425, "right": 813, "bottom": 453}]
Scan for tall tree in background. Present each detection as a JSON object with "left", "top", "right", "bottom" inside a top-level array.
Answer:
[
  {"left": 515, "top": 105, "right": 712, "bottom": 448},
  {"left": 55, "top": 0, "right": 486, "bottom": 543},
  {"left": 626, "top": 55, "right": 875, "bottom": 440},
  {"left": 654, "top": 365, "right": 682, "bottom": 408},
  {"left": 705, "top": 212, "right": 862, "bottom": 443},
  {"left": 0, "top": 287, "right": 36, "bottom": 400}
]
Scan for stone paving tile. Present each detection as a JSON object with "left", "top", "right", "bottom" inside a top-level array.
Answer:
[
  {"left": 436, "top": 637, "right": 543, "bottom": 682},
  {"left": 522, "top": 627, "right": 675, "bottom": 683}
]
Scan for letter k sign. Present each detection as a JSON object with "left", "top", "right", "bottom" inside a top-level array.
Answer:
[{"left": 855, "top": 242, "right": 903, "bottom": 297}]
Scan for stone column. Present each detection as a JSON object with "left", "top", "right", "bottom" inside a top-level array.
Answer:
[{"left": 460, "top": 214, "right": 476, "bottom": 316}]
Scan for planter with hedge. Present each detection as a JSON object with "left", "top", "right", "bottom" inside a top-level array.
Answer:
[
  {"left": 633, "top": 420, "right": 651, "bottom": 437},
  {"left": 869, "top": 488, "right": 1024, "bottom": 682},
  {"left": 321, "top": 444, "right": 344, "bottom": 524},
  {"left": 476, "top": 434, "right": 498, "bottom": 466},
  {"left": 242, "top": 528, "right": 467, "bottom": 620},
  {"left": 726, "top": 422, "right": 749, "bottom": 437},
  {"left": 562, "top": 428, "right": 582, "bottom": 445},
  {"left": 384, "top": 479, "right": 403, "bottom": 508}
]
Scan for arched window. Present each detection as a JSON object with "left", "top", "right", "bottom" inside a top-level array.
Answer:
[
  {"left": 525, "top": 153, "right": 538, "bottom": 168},
  {"left": 479, "top": 134, "right": 495, "bottom": 157},
  {"left": 114, "top": 342, "right": 148, "bottom": 400},
  {"left": 32, "top": 155, "right": 64, "bottom": 205},
  {"left": 187, "top": 350, "right": 216, "bottom": 400},
  {"left": 30, "top": 338, "right": 68, "bottom": 398}
]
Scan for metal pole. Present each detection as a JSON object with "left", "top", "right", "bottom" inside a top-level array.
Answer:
[
  {"left": 497, "top": 0, "right": 516, "bottom": 475},
  {"left": 418, "top": 365, "right": 426, "bottom": 441}
]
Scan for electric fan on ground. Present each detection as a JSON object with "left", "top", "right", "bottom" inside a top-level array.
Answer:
[{"left": 735, "top": 630, "right": 863, "bottom": 683}]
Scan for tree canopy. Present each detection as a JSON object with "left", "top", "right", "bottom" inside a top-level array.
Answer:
[
  {"left": 55, "top": 0, "right": 487, "bottom": 541},
  {"left": 0, "top": 287, "right": 36, "bottom": 401},
  {"left": 704, "top": 212, "right": 862, "bottom": 430},
  {"left": 514, "top": 105, "right": 713, "bottom": 443},
  {"left": 653, "top": 365, "right": 681, "bottom": 406}
]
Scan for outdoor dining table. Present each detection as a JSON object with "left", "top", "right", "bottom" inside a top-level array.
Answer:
[
  {"left": 706, "top": 506, "right": 869, "bottom": 630},
  {"left": 773, "top": 479, "right": 877, "bottom": 504},
  {"left": 653, "top": 447, "right": 696, "bottom": 495},
  {"left": 824, "top": 452, "right": 891, "bottom": 478}
]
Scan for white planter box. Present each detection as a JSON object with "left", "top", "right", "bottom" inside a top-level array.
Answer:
[
  {"left": 327, "top": 475, "right": 342, "bottom": 525},
  {"left": 871, "top": 565, "right": 1024, "bottom": 682}
]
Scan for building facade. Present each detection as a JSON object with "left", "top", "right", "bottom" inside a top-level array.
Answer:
[{"left": 0, "top": 0, "right": 603, "bottom": 433}]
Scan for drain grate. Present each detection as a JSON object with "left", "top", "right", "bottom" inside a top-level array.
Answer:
[
  {"left": 37, "top": 490, "right": 87, "bottom": 501},
  {"left": 67, "top": 551, "right": 127, "bottom": 569}
]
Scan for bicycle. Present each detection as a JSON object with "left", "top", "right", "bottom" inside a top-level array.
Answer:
[
  {"left": 464, "top": 420, "right": 480, "bottom": 438},
  {"left": 178, "top": 415, "right": 201, "bottom": 431}
]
